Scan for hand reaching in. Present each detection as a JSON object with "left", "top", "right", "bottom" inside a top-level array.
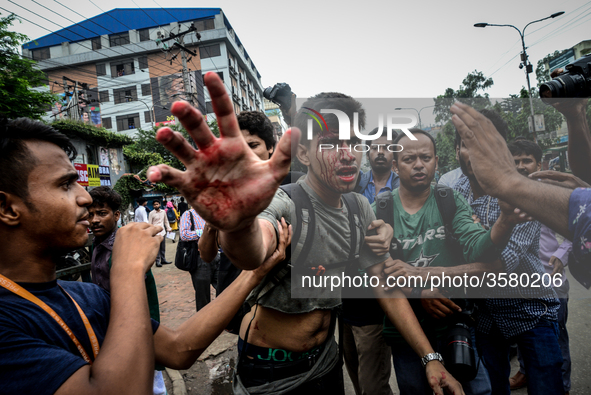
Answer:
[{"left": 148, "top": 72, "right": 300, "bottom": 232}]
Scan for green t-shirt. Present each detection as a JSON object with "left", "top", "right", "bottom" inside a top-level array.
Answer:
[{"left": 373, "top": 186, "right": 498, "bottom": 342}]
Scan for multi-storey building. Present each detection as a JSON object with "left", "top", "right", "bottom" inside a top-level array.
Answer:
[{"left": 23, "top": 8, "right": 266, "bottom": 136}]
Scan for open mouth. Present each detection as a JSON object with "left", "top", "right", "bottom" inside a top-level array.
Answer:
[
  {"left": 336, "top": 167, "right": 358, "bottom": 183},
  {"left": 412, "top": 173, "right": 427, "bottom": 181}
]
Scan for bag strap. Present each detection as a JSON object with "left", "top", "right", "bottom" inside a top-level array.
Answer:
[
  {"left": 189, "top": 210, "right": 196, "bottom": 231},
  {"left": 279, "top": 183, "right": 315, "bottom": 267},
  {"left": 375, "top": 190, "right": 402, "bottom": 258},
  {"left": 342, "top": 192, "right": 361, "bottom": 262},
  {"left": 434, "top": 184, "right": 460, "bottom": 258}
]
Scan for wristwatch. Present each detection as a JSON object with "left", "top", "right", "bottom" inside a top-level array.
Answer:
[{"left": 421, "top": 352, "right": 444, "bottom": 367}]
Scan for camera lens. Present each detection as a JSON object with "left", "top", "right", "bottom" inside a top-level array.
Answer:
[
  {"left": 444, "top": 323, "right": 477, "bottom": 382},
  {"left": 263, "top": 86, "right": 274, "bottom": 100},
  {"left": 541, "top": 74, "right": 589, "bottom": 103}
]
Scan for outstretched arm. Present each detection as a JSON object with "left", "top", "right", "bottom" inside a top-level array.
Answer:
[
  {"left": 450, "top": 102, "right": 572, "bottom": 238},
  {"left": 56, "top": 223, "right": 163, "bottom": 395},
  {"left": 148, "top": 72, "right": 299, "bottom": 268},
  {"left": 367, "top": 262, "right": 465, "bottom": 395},
  {"left": 154, "top": 219, "right": 291, "bottom": 369}
]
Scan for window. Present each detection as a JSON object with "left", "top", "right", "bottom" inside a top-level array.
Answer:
[
  {"left": 116, "top": 113, "right": 140, "bottom": 131},
  {"left": 102, "top": 117, "right": 112, "bottom": 129},
  {"left": 110, "top": 60, "right": 135, "bottom": 77},
  {"left": 144, "top": 111, "right": 152, "bottom": 123},
  {"left": 138, "top": 28, "right": 150, "bottom": 42},
  {"left": 109, "top": 32, "right": 130, "bottom": 47},
  {"left": 199, "top": 44, "right": 220, "bottom": 59},
  {"left": 113, "top": 86, "right": 138, "bottom": 104},
  {"left": 96, "top": 64, "right": 106, "bottom": 76},
  {"left": 99, "top": 90, "right": 109, "bottom": 103},
  {"left": 138, "top": 56, "right": 148, "bottom": 70},
  {"left": 141, "top": 84, "right": 151, "bottom": 96},
  {"left": 233, "top": 102, "right": 240, "bottom": 115},
  {"left": 92, "top": 37, "right": 102, "bottom": 50},
  {"left": 195, "top": 19, "right": 215, "bottom": 31},
  {"left": 31, "top": 48, "right": 50, "bottom": 61},
  {"left": 205, "top": 101, "right": 214, "bottom": 114},
  {"left": 216, "top": 71, "right": 224, "bottom": 81}
]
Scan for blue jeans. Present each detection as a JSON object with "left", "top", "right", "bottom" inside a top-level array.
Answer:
[
  {"left": 517, "top": 298, "right": 571, "bottom": 392},
  {"left": 477, "top": 318, "right": 564, "bottom": 395},
  {"left": 390, "top": 327, "right": 491, "bottom": 395}
]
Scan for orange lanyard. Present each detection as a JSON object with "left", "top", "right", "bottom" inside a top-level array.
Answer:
[{"left": 0, "top": 273, "right": 100, "bottom": 364}]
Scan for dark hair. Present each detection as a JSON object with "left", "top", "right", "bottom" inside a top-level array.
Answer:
[
  {"left": 455, "top": 109, "right": 508, "bottom": 148},
  {"left": 180, "top": 197, "right": 185, "bottom": 202},
  {"left": 89, "top": 186, "right": 121, "bottom": 212},
  {"left": 0, "top": 118, "right": 77, "bottom": 207},
  {"left": 237, "top": 111, "right": 276, "bottom": 150},
  {"left": 293, "top": 92, "right": 365, "bottom": 146},
  {"left": 393, "top": 129, "right": 437, "bottom": 160},
  {"left": 137, "top": 197, "right": 147, "bottom": 205},
  {"left": 153, "top": 200, "right": 162, "bottom": 206},
  {"left": 365, "top": 127, "right": 398, "bottom": 145},
  {"left": 508, "top": 140, "right": 543, "bottom": 164}
]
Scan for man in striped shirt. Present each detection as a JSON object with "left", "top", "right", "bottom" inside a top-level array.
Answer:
[{"left": 180, "top": 208, "right": 217, "bottom": 311}]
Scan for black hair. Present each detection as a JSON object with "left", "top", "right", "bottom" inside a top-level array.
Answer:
[
  {"left": 0, "top": 118, "right": 77, "bottom": 207},
  {"left": 293, "top": 92, "right": 366, "bottom": 147},
  {"left": 508, "top": 140, "right": 543, "bottom": 164},
  {"left": 89, "top": 186, "right": 122, "bottom": 212},
  {"left": 455, "top": 109, "right": 508, "bottom": 148},
  {"left": 153, "top": 200, "right": 162, "bottom": 206},
  {"left": 237, "top": 111, "right": 276, "bottom": 150},
  {"left": 393, "top": 129, "right": 437, "bottom": 160},
  {"left": 180, "top": 197, "right": 185, "bottom": 202},
  {"left": 137, "top": 197, "right": 147, "bottom": 205}
]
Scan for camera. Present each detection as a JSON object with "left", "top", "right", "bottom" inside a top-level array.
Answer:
[
  {"left": 540, "top": 54, "right": 591, "bottom": 102},
  {"left": 443, "top": 299, "right": 478, "bottom": 382},
  {"left": 263, "top": 83, "right": 293, "bottom": 110}
]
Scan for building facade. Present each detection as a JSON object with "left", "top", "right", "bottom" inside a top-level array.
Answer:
[{"left": 23, "top": 8, "right": 266, "bottom": 136}]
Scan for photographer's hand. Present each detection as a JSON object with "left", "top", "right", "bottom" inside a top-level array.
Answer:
[{"left": 420, "top": 289, "right": 461, "bottom": 319}]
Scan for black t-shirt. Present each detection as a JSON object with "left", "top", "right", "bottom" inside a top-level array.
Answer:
[
  {"left": 0, "top": 279, "right": 159, "bottom": 395},
  {"left": 178, "top": 201, "right": 188, "bottom": 216}
]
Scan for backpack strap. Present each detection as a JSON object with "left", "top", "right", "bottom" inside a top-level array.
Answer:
[
  {"left": 375, "top": 190, "right": 402, "bottom": 258},
  {"left": 354, "top": 170, "right": 370, "bottom": 194},
  {"left": 342, "top": 192, "right": 362, "bottom": 262},
  {"left": 279, "top": 183, "right": 315, "bottom": 267},
  {"left": 434, "top": 184, "right": 457, "bottom": 244}
]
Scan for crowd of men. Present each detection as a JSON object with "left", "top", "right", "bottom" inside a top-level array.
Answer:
[{"left": 0, "top": 70, "right": 590, "bottom": 395}]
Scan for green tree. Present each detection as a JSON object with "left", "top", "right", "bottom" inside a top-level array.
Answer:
[
  {"left": 433, "top": 70, "right": 494, "bottom": 124},
  {"left": 0, "top": 13, "right": 55, "bottom": 119},
  {"left": 434, "top": 70, "right": 494, "bottom": 172},
  {"left": 535, "top": 49, "right": 568, "bottom": 86}
]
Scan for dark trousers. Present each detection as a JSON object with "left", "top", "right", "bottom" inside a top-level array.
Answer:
[
  {"left": 190, "top": 253, "right": 219, "bottom": 311},
  {"left": 157, "top": 239, "right": 166, "bottom": 263},
  {"left": 477, "top": 318, "right": 564, "bottom": 395}
]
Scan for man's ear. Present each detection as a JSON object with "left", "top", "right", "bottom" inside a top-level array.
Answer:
[
  {"left": 537, "top": 161, "right": 542, "bottom": 172},
  {"left": 297, "top": 143, "right": 311, "bottom": 166},
  {"left": 455, "top": 146, "right": 460, "bottom": 162},
  {"left": 393, "top": 159, "right": 399, "bottom": 174},
  {"left": 0, "top": 192, "right": 26, "bottom": 226},
  {"left": 114, "top": 210, "right": 121, "bottom": 222},
  {"left": 435, "top": 155, "right": 439, "bottom": 170}
]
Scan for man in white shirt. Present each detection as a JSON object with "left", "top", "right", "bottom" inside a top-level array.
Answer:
[
  {"left": 134, "top": 197, "right": 149, "bottom": 223},
  {"left": 148, "top": 200, "right": 172, "bottom": 267}
]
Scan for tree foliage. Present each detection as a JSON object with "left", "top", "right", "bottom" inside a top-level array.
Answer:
[
  {"left": 51, "top": 119, "right": 133, "bottom": 147},
  {"left": 434, "top": 70, "right": 494, "bottom": 172},
  {"left": 433, "top": 70, "right": 494, "bottom": 124},
  {"left": 0, "top": 13, "right": 56, "bottom": 119},
  {"left": 535, "top": 49, "right": 568, "bottom": 86}
]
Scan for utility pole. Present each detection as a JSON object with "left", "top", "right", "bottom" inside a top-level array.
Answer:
[{"left": 158, "top": 23, "right": 200, "bottom": 108}]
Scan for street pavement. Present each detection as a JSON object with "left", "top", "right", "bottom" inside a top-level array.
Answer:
[{"left": 154, "top": 239, "right": 591, "bottom": 394}]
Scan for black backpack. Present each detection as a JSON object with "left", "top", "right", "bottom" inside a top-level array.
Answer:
[
  {"left": 166, "top": 208, "right": 176, "bottom": 223},
  {"left": 374, "top": 184, "right": 459, "bottom": 260},
  {"left": 222, "top": 183, "right": 362, "bottom": 334}
]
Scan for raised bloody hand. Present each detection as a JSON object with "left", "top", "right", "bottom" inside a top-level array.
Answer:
[{"left": 147, "top": 72, "right": 300, "bottom": 232}]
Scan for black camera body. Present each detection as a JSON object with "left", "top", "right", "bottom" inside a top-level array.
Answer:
[
  {"left": 263, "top": 83, "right": 293, "bottom": 110},
  {"left": 540, "top": 54, "right": 591, "bottom": 102},
  {"left": 443, "top": 299, "right": 478, "bottom": 382}
]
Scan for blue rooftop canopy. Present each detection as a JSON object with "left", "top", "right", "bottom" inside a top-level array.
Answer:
[{"left": 23, "top": 8, "right": 221, "bottom": 49}]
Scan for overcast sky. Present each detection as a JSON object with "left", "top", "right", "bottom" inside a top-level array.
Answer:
[{"left": 5, "top": 0, "right": 591, "bottom": 122}]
